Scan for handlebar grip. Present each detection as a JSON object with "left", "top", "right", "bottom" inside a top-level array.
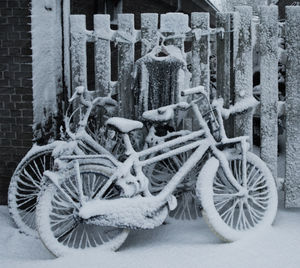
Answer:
[
  {"left": 69, "top": 86, "right": 86, "bottom": 102},
  {"left": 181, "top": 86, "right": 206, "bottom": 97}
]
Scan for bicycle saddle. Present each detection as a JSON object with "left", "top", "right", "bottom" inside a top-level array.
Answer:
[
  {"left": 106, "top": 117, "right": 143, "bottom": 133},
  {"left": 142, "top": 107, "right": 174, "bottom": 123}
]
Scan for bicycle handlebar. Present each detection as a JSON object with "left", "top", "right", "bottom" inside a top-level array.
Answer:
[
  {"left": 142, "top": 102, "right": 189, "bottom": 123},
  {"left": 213, "top": 97, "right": 258, "bottom": 120},
  {"left": 142, "top": 93, "right": 258, "bottom": 124},
  {"left": 65, "top": 86, "right": 118, "bottom": 139},
  {"left": 69, "top": 86, "right": 85, "bottom": 102},
  {"left": 181, "top": 86, "right": 206, "bottom": 97}
]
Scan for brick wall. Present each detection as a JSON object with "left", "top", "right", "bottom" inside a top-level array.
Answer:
[{"left": 0, "top": 0, "right": 33, "bottom": 204}]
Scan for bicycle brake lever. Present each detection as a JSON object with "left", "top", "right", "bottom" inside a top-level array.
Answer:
[{"left": 69, "top": 86, "right": 85, "bottom": 102}]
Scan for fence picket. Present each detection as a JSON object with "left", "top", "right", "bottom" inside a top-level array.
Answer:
[
  {"left": 216, "top": 12, "right": 234, "bottom": 137},
  {"left": 70, "top": 15, "right": 87, "bottom": 94},
  {"left": 63, "top": 0, "right": 71, "bottom": 99},
  {"left": 94, "top": 15, "right": 111, "bottom": 97},
  {"left": 117, "top": 14, "right": 135, "bottom": 118},
  {"left": 65, "top": 10, "right": 300, "bottom": 207},
  {"left": 217, "top": 13, "right": 231, "bottom": 101},
  {"left": 191, "top": 12, "right": 210, "bottom": 94},
  {"left": 141, "top": 13, "right": 159, "bottom": 57},
  {"left": 233, "top": 6, "right": 253, "bottom": 146},
  {"left": 259, "top": 6, "right": 278, "bottom": 181},
  {"left": 160, "top": 13, "right": 189, "bottom": 49},
  {"left": 285, "top": 6, "right": 300, "bottom": 207}
]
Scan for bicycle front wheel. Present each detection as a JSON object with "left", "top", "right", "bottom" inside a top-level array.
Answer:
[
  {"left": 198, "top": 152, "right": 278, "bottom": 242},
  {"left": 36, "top": 163, "right": 129, "bottom": 257}
]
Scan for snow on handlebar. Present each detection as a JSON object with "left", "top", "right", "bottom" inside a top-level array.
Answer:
[
  {"left": 142, "top": 102, "right": 189, "bottom": 122},
  {"left": 69, "top": 86, "right": 86, "bottom": 102},
  {"left": 94, "top": 97, "right": 118, "bottom": 108},
  {"left": 213, "top": 96, "right": 259, "bottom": 119},
  {"left": 181, "top": 86, "right": 206, "bottom": 97},
  {"left": 68, "top": 86, "right": 117, "bottom": 108}
]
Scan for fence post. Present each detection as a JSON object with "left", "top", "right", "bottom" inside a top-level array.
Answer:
[
  {"left": 233, "top": 6, "right": 253, "bottom": 146},
  {"left": 141, "top": 13, "right": 159, "bottom": 57},
  {"left": 285, "top": 6, "right": 300, "bottom": 208},
  {"left": 70, "top": 15, "right": 87, "bottom": 93},
  {"left": 117, "top": 14, "right": 135, "bottom": 118},
  {"left": 216, "top": 12, "right": 235, "bottom": 137},
  {"left": 259, "top": 6, "right": 278, "bottom": 181},
  {"left": 94, "top": 15, "right": 111, "bottom": 97},
  {"left": 160, "top": 13, "right": 190, "bottom": 50},
  {"left": 191, "top": 12, "right": 210, "bottom": 95},
  {"left": 217, "top": 13, "right": 231, "bottom": 101},
  {"left": 63, "top": 0, "right": 71, "bottom": 100}
]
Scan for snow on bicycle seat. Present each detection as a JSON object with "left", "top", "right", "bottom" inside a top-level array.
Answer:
[
  {"left": 106, "top": 117, "right": 143, "bottom": 133},
  {"left": 142, "top": 106, "right": 174, "bottom": 123}
]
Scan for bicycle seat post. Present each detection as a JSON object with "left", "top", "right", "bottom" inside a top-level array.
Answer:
[{"left": 122, "top": 133, "right": 135, "bottom": 156}]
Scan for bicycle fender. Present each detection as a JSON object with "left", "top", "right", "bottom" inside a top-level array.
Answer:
[{"left": 195, "top": 157, "right": 220, "bottom": 201}]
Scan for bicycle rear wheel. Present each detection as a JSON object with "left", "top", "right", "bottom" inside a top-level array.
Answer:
[
  {"left": 198, "top": 152, "right": 278, "bottom": 241},
  {"left": 8, "top": 143, "right": 56, "bottom": 237},
  {"left": 37, "top": 163, "right": 129, "bottom": 257}
]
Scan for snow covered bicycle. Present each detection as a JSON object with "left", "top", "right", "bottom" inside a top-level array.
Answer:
[
  {"left": 8, "top": 86, "right": 124, "bottom": 237},
  {"left": 36, "top": 86, "right": 278, "bottom": 256}
]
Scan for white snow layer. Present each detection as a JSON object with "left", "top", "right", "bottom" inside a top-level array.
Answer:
[
  {"left": 1, "top": 195, "right": 300, "bottom": 268},
  {"left": 106, "top": 117, "right": 143, "bottom": 133},
  {"left": 31, "top": 0, "right": 62, "bottom": 125},
  {"left": 160, "top": 13, "right": 190, "bottom": 34}
]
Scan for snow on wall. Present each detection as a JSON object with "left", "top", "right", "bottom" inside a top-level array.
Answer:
[
  {"left": 285, "top": 6, "right": 300, "bottom": 208},
  {"left": 31, "top": 0, "right": 62, "bottom": 128}
]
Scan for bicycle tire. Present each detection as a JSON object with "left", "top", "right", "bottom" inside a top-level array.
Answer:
[
  {"left": 8, "top": 142, "right": 58, "bottom": 237},
  {"left": 36, "top": 163, "right": 129, "bottom": 257},
  {"left": 198, "top": 152, "right": 278, "bottom": 241}
]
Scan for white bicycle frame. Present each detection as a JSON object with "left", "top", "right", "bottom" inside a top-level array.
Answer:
[{"left": 73, "top": 90, "right": 252, "bottom": 229}]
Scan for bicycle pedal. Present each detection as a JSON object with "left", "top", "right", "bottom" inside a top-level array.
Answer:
[{"left": 167, "top": 195, "right": 177, "bottom": 211}]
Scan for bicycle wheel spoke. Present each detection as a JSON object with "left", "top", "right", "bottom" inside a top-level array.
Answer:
[
  {"left": 23, "top": 168, "right": 41, "bottom": 190},
  {"left": 28, "top": 163, "right": 43, "bottom": 184},
  {"left": 33, "top": 159, "right": 44, "bottom": 181}
]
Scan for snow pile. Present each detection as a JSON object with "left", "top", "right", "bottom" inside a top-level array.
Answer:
[
  {"left": 31, "top": 0, "right": 62, "bottom": 127},
  {"left": 1, "top": 199, "right": 300, "bottom": 268}
]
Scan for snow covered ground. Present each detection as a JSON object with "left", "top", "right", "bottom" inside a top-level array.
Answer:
[{"left": 1, "top": 193, "right": 300, "bottom": 268}]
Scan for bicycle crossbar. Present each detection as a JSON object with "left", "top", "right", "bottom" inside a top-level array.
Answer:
[
  {"left": 138, "top": 129, "right": 206, "bottom": 160},
  {"left": 140, "top": 138, "right": 210, "bottom": 167},
  {"left": 60, "top": 155, "right": 111, "bottom": 160}
]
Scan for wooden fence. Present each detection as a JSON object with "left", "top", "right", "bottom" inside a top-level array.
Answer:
[{"left": 67, "top": 6, "right": 300, "bottom": 208}]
